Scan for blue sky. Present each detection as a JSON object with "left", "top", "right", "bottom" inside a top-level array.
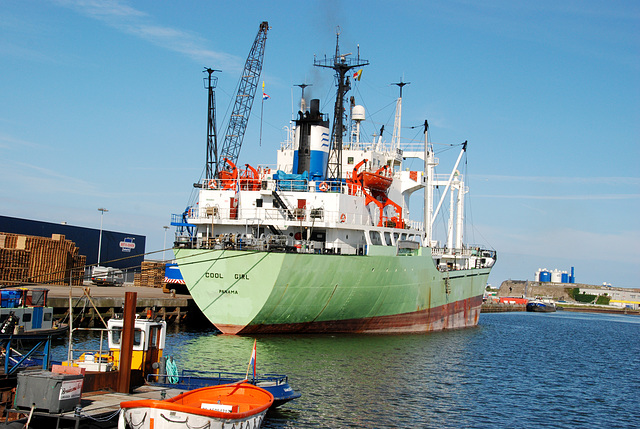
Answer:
[{"left": 1, "top": 1, "right": 638, "bottom": 288}]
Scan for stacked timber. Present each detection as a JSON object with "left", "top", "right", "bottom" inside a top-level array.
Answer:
[
  {"left": 134, "top": 260, "right": 165, "bottom": 287},
  {"left": 0, "top": 232, "right": 86, "bottom": 286},
  {"left": 0, "top": 248, "right": 30, "bottom": 284}
]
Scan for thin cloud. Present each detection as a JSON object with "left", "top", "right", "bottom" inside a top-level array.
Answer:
[
  {"left": 54, "top": 0, "right": 240, "bottom": 68},
  {"left": 475, "top": 174, "right": 640, "bottom": 186},
  {"left": 0, "top": 133, "right": 47, "bottom": 150},
  {"left": 476, "top": 194, "right": 640, "bottom": 201},
  {"left": 5, "top": 161, "right": 95, "bottom": 194},
  {"left": 482, "top": 225, "right": 639, "bottom": 263}
]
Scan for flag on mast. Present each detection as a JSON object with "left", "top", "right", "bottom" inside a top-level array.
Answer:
[
  {"left": 262, "top": 81, "right": 270, "bottom": 100},
  {"left": 246, "top": 339, "right": 257, "bottom": 380},
  {"left": 353, "top": 69, "right": 363, "bottom": 81}
]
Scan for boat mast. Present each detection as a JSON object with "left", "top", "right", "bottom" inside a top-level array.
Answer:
[
  {"left": 454, "top": 173, "right": 466, "bottom": 249},
  {"left": 204, "top": 68, "right": 220, "bottom": 179},
  {"left": 431, "top": 141, "right": 467, "bottom": 231},
  {"left": 314, "top": 27, "right": 368, "bottom": 180},
  {"left": 447, "top": 181, "right": 455, "bottom": 250},
  {"left": 391, "top": 81, "right": 409, "bottom": 150},
  {"left": 423, "top": 120, "right": 434, "bottom": 247}
]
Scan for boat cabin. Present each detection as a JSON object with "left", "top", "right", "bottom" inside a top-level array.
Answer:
[
  {"left": 107, "top": 317, "right": 166, "bottom": 374},
  {"left": 0, "top": 288, "right": 56, "bottom": 335}
]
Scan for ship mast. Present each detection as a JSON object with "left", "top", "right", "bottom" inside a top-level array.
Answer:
[
  {"left": 314, "top": 27, "right": 369, "bottom": 180},
  {"left": 204, "top": 68, "right": 220, "bottom": 179},
  {"left": 391, "top": 80, "right": 409, "bottom": 150},
  {"left": 424, "top": 120, "right": 434, "bottom": 247}
]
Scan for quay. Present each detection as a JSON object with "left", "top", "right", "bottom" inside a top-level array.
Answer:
[
  {"left": 481, "top": 302, "right": 525, "bottom": 313},
  {"left": 5, "top": 385, "right": 185, "bottom": 429},
  {"left": 19, "top": 284, "right": 193, "bottom": 326}
]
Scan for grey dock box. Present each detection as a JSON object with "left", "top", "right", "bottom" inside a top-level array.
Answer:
[{"left": 15, "top": 370, "right": 84, "bottom": 413}]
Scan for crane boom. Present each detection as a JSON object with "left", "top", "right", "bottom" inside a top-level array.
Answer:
[{"left": 218, "top": 21, "right": 269, "bottom": 172}]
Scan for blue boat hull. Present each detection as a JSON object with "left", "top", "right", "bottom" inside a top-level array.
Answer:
[
  {"left": 526, "top": 302, "right": 556, "bottom": 313},
  {"left": 147, "top": 370, "right": 301, "bottom": 408}
]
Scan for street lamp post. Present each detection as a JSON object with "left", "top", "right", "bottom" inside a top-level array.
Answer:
[
  {"left": 97, "top": 208, "right": 108, "bottom": 266},
  {"left": 163, "top": 226, "right": 170, "bottom": 262}
]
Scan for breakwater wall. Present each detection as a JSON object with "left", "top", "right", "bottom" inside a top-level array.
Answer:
[{"left": 481, "top": 302, "right": 525, "bottom": 313}]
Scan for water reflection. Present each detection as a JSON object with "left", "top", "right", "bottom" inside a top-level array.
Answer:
[{"left": 52, "top": 312, "right": 640, "bottom": 428}]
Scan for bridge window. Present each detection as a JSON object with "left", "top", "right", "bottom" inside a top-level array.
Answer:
[{"left": 110, "top": 328, "right": 143, "bottom": 347}]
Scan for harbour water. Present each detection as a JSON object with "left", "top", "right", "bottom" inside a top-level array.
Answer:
[{"left": 53, "top": 311, "right": 639, "bottom": 428}]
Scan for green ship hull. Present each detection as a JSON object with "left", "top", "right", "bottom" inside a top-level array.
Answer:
[{"left": 175, "top": 245, "right": 490, "bottom": 334}]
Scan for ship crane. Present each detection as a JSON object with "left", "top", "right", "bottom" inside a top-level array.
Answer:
[{"left": 216, "top": 21, "right": 269, "bottom": 175}]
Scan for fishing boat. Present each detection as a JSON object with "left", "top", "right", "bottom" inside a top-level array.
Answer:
[
  {"left": 147, "top": 339, "right": 300, "bottom": 407},
  {"left": 0, "top": 288, "right": 68, "bottom": 337},
  {"left": 171, "top": 28, "right": 496, "bottom": 335},
  {"left": 118, "top": 383, "right": 273, "bottom": 429},
  {"left": 526, "top": 299, "right": 557, "bottom": 313},
  {"left": 147, "top": 370, "right": 300, "bottom": 408}
]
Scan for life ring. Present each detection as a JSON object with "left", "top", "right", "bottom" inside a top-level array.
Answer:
[
  {"left": 340, "top": 213, "right": 346, "bottom": 223},
  {"left": 319, "top": 181, "right": 329, "bottom": 192},
  {"left": 208, "top": 180, "right": 217, "bottom": 189}
]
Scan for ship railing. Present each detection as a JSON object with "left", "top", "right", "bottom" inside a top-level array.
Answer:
[
  {"left": 188, "top": 203, "right": 423, "bottom": 234},
  {"left": 431, "top": 247, "right": 474, "bottom": 257},
  {"left": 431, "top": 246, "right": 497, "bottom": 270},
  {"left": 198, "top": 175, "right": 368, "bottom": 198},
  {"left": 191, "top": 234, "right": 365, "bottom": 255}
]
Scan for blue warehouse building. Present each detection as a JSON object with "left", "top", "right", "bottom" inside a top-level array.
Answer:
[{"left": 0, "top": 215, "right": 146, "bottom": 272}]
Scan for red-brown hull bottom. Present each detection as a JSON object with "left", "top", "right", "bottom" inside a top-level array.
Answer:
[{"left": 215, "top": 295, "right": 483, "bottom": 335}]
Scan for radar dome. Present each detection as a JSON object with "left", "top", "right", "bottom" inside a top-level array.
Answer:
[{"left": 352, "top": 105, "right": 366, "bottom": 121}]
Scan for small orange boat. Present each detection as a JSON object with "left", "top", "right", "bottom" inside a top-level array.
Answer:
[{"left": 119, "top": 383, "right": 273, "bottom": 429}]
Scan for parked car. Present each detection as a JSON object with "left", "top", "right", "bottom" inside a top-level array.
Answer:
[{"left": 91, "top": 266, "right": 124, "bottom": 286}]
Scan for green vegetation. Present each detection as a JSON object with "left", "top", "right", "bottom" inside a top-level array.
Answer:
[
  {"left": 596, "top": 295, "right": 611, "bottom": 305},
  {"left": 567, "top": 288, "right": 597, "bottom": 303}
]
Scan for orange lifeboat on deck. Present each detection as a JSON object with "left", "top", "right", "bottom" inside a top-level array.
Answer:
[{"left": 362, "top": 165, "right": 392, "bottom": 192}]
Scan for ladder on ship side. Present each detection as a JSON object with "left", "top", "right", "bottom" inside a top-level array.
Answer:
[{"left": 271, "top": 191, "right": 296, "bottom": 220}]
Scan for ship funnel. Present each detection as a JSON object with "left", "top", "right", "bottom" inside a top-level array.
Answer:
[
  {"left": 310, "top": 99, "right": 320, "bottom": 117},
  {"left": 293, "top": 99, "right": 330, "bottom": 180}
]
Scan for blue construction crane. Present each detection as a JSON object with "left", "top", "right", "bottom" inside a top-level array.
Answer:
[{"left": 216, "top": 21, "right": 269, "bottom": 175}]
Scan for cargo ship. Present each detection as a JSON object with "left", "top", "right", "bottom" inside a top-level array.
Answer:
[{"left": 172, "top": 31, "right": 496, "bottom": 334}]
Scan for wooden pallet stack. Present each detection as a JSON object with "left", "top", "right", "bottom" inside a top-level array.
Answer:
[
  {"left": 0, "top": 247, "right": 30, "bottom": 285},
  {"left": 134, "top": 261, "right": 166, "bottom": 287},
  {"left": 0, "top": 232, "right": 86, "bottom": 286},
  {"left": 72, "top": 254, "right": 87, "bottom": 285}
]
